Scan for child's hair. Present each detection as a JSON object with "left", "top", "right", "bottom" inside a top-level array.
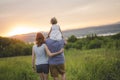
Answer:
[
  {"left": 50, "top": 17, "right": 57, "bottom": 24},
  {"left": 36, "top": 32, "right": 45, "bottom": 47}
]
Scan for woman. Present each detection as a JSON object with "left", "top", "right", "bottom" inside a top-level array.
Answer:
[{"left": 32, "top": 32, "right": 63, "bottom": 80}]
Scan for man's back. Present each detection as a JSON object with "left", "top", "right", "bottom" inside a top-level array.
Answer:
[{"left": 46, "top": 38, "right": 65, "bottom": 64}]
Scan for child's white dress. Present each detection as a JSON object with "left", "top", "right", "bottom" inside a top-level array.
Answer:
[{"left": 49, "top": 24, "right": 62, "bottom": 41}]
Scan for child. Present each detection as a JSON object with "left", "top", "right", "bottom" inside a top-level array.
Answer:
[
  {"left": 32, "top": 32, "right": 63, "bottom": 80},
  {"left": 47, "top": 17, "right": 63, "bottom": 41}
]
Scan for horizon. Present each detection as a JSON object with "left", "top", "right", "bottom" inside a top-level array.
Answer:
[
  {"left": 1, "top": 20, "right": 120, "bottom": 37},
  {"left": 8, "top": 22, "right": 120, "bottom": 37},
  {"left": 0, "top": 0, "right": 120, "bottom": 37}
]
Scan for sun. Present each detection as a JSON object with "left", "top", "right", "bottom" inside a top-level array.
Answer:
[{"left": 8, "top": 25, "right": 38, "bottom": 36}]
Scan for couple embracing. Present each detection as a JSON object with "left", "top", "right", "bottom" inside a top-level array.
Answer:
[{"left": 32, "top": 17, "right": 66, "bottom": 80}]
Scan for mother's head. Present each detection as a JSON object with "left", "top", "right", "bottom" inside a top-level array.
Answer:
[{"left": 35, "top": 32, "right": 45, "bottom": 47}]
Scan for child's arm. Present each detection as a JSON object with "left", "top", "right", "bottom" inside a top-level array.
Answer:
[
  {"left": 45, "top": 44, "right": 64, "bottom": 57},
  {"left": 47, "top": 28, "right": 52, "bottom": 38},
  {"left": 59, "top": 27, "right": 64, "bottom": 38},
  {"left": 59, "top": 27, "right": 67, "bottom": 45}
]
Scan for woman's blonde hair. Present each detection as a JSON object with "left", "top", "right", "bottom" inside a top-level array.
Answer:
[
  {"left": 35, "top": 32, "right": 45, "bottom": 47},
  {"left": 50, "top": 17, "right": 57, "bottom": 24}
]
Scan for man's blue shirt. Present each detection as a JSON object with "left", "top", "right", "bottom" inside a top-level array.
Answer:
[{"left": 46, "top": 38, "right": 65, "bottom": 64}]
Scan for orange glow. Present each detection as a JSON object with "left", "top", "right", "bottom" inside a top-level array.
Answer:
[{"left": 8, "top": 25, "right": 39, "bottom": 36}]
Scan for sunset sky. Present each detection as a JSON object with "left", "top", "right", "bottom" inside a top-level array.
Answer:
[{"left": 0, "top": 0, "right": 120, "bottom": 36}]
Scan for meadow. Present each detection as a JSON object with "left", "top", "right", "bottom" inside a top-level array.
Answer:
[{"left": 0, "top": 48, "right": 120, "bottom": 80}]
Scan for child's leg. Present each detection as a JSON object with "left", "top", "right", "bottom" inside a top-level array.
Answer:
[{"left": 64, "top": 39, "right": 67, "bottom": 45}]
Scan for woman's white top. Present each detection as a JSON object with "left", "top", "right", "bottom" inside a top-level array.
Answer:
[
  {"left": 33, "top": 44, "right": 48, "bottom": 65},
  {"left": 49, "top": 24, "right": 62, "bottom": 41}
]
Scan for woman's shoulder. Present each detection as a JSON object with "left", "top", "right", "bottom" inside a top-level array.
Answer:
[
  {"left": 33, "top": 44, "right": 46, "bottom": 49},
  {"left": 42, "top": 43, "right": 46, "bottom": 47},
  {"left": 32, "top": 44, "right": 37, "bottom": 49},
  {"left": 33, "top": 44, "right": 38, "bottom": 47}
]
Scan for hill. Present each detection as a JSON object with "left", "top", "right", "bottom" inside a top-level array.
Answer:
[{"left": 11, "top": 22, "right": 120, "bottom": 42}]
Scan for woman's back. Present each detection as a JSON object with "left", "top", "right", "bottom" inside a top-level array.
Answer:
[{"left": 33, "top": 44, "right": 48, "bottom": 65}]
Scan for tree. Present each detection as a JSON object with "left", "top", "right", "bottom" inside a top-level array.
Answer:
[
  {"left": 68, "top": 35, "right": 77, "bottom": 42},
  {"left": 0, "top": 36, "right": 33, "bottom": 57}
]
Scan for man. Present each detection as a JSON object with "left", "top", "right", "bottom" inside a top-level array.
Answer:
[{"left": 46, "top": 38, "right": 66, "bottom": 80}]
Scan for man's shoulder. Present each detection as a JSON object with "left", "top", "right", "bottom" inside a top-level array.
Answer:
[
  {"left": 45, "top": 38, "right": 52, "bottom": 43},
  {"left": 46, "top": 38, "right": 64, "bottom": 43}
]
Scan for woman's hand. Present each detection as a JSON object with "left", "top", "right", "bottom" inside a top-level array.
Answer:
[
  {"left": 32, "top": 66, "right": 36, "bottom": 73},
  {"left": 45, "top": 44, "right": 64, "bottom": 57},
  {"left": 58, "top": 48, "right": 64, "bottom": 54}
]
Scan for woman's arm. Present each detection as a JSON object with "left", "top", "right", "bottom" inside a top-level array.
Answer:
[
  {"left": 32, "top": 47, "right": 35, "bottom": 68},
  {"left": 45, "top": 44, "right": 64, "bottom": 57}
]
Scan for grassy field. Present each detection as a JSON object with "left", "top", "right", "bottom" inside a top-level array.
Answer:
[{"left": 0, "top": 48, "right": 120, "bottom": 80}]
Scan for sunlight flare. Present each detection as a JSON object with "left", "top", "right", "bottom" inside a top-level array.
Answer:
[{"left": 8, "top": 25, "right": 38, "bottom": 36}]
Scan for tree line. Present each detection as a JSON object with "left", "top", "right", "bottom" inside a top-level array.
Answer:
[
  {"left": 65, "top": 33, "right": 120, "bottom": 50},
  {"left": 0, "top": 37, "right": 33, "bottom": 57},
  {"left": 0, "top": 33, "right": 120, "bottom": 57}
]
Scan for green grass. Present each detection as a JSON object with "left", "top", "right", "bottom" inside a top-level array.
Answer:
[
  {"left": 65, "top": 48, "right": 120, "bottom": 80},
  {"left": 0, "top": 48, "right": 120, "bottom": 80},
  {"left": 0, "top": 56, "right": 38, "bottom": 80}
]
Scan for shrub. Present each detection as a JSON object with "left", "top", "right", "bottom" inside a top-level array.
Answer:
[
  {"left": 111, "top": 33, "right": 120, "bottom": 40},
  {"left": 87, "top": 39, "right": 103, "bottom": 49},
  {"left": 67, "top": 35, "right": 77, "bottom": 42},
  {"left": 74, "top": 40, "right": 83, "bottom": 49}
]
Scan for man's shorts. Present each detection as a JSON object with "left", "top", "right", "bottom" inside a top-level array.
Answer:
[
  {"left": 49, "top": 64, "right": 65, "bottom": 77},
  {"left": 36, "top": 64, "right": 49, "bottom": 74}
]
